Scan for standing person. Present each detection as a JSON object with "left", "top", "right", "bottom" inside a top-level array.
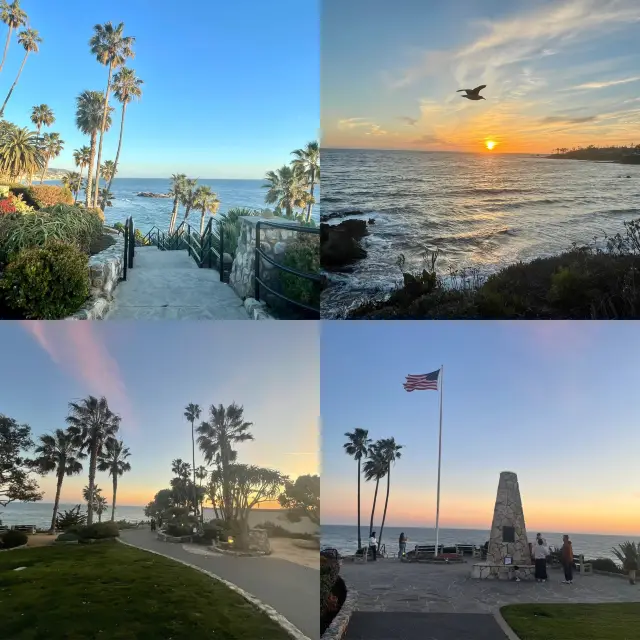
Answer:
[
  {"left": 561, "top": 534, "right": 574, "bottom": 584},
  {"left": 398, "top": 532, "right": 407, "bottom": 558},
  {"left": 535, "top": 532, "right": 546, "bottom": 545},
  {"left": 369, "top": 531, "right": 378, "bottom": 561},
  {"left": 533, "top": 537, "right": 549, "bottom": 582}
]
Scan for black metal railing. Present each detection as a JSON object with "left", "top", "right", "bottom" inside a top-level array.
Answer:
[
  {"left": 254, "top": 220, "right": 321, "bottom": 319},
  {"left": 122, "top": 216, "right": 135, "bottom": 281}
]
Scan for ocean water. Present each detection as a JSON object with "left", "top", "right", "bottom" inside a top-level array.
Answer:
[
  {"left": 48, "top": 177, "right": 267, "bottom": 233},
  {"left": 321, "top": 149, "right": 640, "bottom": 317},
  {"left": 321, "top": 524, "right": 634, "bottom": 563}
]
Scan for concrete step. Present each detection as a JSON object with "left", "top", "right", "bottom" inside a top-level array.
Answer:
[{"left": 133, "top": 246, "right": 199, "bottom": 270}]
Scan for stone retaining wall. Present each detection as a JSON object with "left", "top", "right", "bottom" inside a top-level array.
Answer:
[
  {"left": 229, "top": 216, "right": 301, "bottom": 313},
  {"left": 68, "top": 229, "right": 125, "bottom": 320},
  {"left": 322, "top": 579, "right": 357, "bottom": 640}
]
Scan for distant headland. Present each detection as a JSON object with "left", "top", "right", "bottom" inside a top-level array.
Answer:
[{"left": 547, "top": 145, "right": 640, "bottom": 164}]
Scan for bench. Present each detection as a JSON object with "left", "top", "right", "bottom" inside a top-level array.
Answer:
[
  {"left": 574, "top": 554, "right": 593, "bottom": 575},
  {"left": 11, "top": 525, "right": 36, "bottom": 534}
]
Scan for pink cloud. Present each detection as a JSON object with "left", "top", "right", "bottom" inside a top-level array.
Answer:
[{"left": 21, "top": 322, "right": 135, "bottom": 430}]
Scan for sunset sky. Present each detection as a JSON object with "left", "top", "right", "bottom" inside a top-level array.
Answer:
[
  {"left": 322, "top": 321, "right": 640, "bottom": 536},
  {"left": 1, "top": 322, "right": 319, "bottom": 507},
  {"left": 322, "top": 0, "right": 640, "bottom": 153}
]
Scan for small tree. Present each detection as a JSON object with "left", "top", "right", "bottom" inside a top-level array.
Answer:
[
  {"left": 279, "top": 474, "right": 319, "bottom": 526},
  {"left": 0, "top": 414, "right": 42, "bottom": 508}
]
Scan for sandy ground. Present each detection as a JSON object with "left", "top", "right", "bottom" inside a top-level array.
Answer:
[
  {"left": 267, "top": 538, "right": 319, "bottom": 570},
  {"left": 26, "top": 533, "right": 56, "bottom": 547}
]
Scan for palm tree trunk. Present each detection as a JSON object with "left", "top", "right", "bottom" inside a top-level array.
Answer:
[
  {"left": 87, "top": 443, "right": 98, "bottom": 526},
  {"left": 93, "top": 63, "right": 114, "bottom": 208},
  {"left": 0, "top": 51, "right": 28, "bottom": 118},
  {"left": 356, "top": 458, "right": 362, "bottom": 550},
  {"left": 111, "top": 475, "right": 117, "bottom": 521},
  {"left": 0, "top": 27, "right": 13, "bottom": 73},
  {"left": 40, "top": 155, "right": 50, "bottom": 184},
  {"left": 75, "top": 165, "right": 84, "bottom": 205},
  {"left": 378, "top": 466, "right": 391, "bottom": 549},
  {"left": 50, "top": 470, "right": 64, "bottom": 533},
  {"left": 169, "top": 197, "right": 179, "bottom": 234},
  {"left": 200, "top": 210, "right": 205, "bottom": 236},
  {"left": 28, "top": 123, "right": 42, "bottom": 185},
  {"left": 105, "top": 102, "right": 126, "bottom": 209},
  {"left": 369, "top": 478, "right": 380, "bottom": 538},
  {"left": 306, "top": 170, "right": 315, "bottom": 222},
  {"left": 190, "top": 419, "right": 198, "bottom": 518},
  {"left": 86, "top": 132, "right": 97, "bottom": 207},
  {"left": 183, "top": 203, "right": 192, "bottom": 221}
]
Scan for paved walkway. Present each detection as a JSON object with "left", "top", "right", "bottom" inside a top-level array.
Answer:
[
  {"left": 106, "top": 246, "right": 249, "bottom": 319},
  {"left": 341, "top": 559, "right": 640, "bottom": 639},
  {"left": 120, "top": 528, "right": 318, "bottom": 639}
]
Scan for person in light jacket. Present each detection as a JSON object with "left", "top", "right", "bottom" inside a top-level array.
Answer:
[
  {"left": 369, "top": 531, "right": 378, "bottom": 561},
  {"left": 533, "top": 537, "right": 549, "bottom": 582}
]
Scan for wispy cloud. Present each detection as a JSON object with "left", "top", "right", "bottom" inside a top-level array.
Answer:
[
  {"left": 365, "top": 124, "right": 387, "bottom": 136},
  {"left": 571, "top": 76, "right": 640, "bottom": 90},
  {"left": 21, "top": 322, "right": 135, "bottom": 429},
  {"left": 540, "top": 115, "right": 597, "bottom": 124},
  {"left": 337, "top": 117, "right": 374, "bottom": 129},
  {"left": 398, "top": 116, "right": 418, "bottom": 126}
]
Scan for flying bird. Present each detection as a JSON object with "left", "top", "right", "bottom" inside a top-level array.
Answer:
[{"left": 457, "top": 85, "right": 487, "bottom": 100}]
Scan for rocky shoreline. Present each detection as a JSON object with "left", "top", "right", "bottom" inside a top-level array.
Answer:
[
  {"left": 321, "top": 219, "right": 373, "bottom": 269},
  {"left": 136, "top": 192, "right": 172, "bottom": 198}
]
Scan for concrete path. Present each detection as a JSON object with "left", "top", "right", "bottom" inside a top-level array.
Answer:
[
  {"left": 106, "top": 246, "right": 249, "bottom": 320},
  {"left": 120, "top": 528, "right": 319, "bottom": 640},
  {"left": 345, "top": 612, "right": 507, "bottom": 640}
]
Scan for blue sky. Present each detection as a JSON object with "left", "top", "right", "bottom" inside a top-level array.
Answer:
[
  {"left": 1, "top": 0, "right": 319, "bottom": 178},
  {"left": 0, "top": 322, "right": 319, "bottom": 506},
  {"left": 322, "top": 0, "right": 640, "bottom": 152},
  {"left": 321, "top": 321, "right": 640, "bottom": 535}
]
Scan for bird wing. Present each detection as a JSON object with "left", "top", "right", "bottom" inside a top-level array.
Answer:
[
  {"left": 472, "top": 85, "right": 487, "bottom": 94},
  {"left": 456, "top": 89, "right": 469, "bottom": 93}
]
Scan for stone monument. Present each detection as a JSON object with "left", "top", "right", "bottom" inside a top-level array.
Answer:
[{"left": 472, "top": 470, "right": 532, "bottom": 579}]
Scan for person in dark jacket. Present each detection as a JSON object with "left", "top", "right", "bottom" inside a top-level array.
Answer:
[
  {"left": 561, "top": 534, "right": 574, "bottom": 584},
  {"left": 398, "top": 532, "right": 407, "bottom": 558}
]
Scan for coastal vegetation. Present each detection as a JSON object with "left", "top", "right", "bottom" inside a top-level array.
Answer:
[
  {"left": 0, "top": 543, "right": 291, "bottom": 638},
  {"left": 346, "top": 218, "right": 640, "bottom": 320},
  {"left": 549, "top": 144, "right": 640, "bottom": 164}
]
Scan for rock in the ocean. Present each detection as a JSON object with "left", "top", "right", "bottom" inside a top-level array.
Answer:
[
  {"left": 321, "top": 219, "right": 368, "bottom": 268},
  {"left": 136, "top": 192, "right": 172, "bottom": 198}
]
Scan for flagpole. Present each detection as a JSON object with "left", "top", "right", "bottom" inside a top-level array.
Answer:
[{"left": 434, "top": 364, "right": 443, "bottom": 557}]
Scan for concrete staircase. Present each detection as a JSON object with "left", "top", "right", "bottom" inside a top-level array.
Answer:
[{"left": 106, "top": 246, "right": 249, "bottom": 320}]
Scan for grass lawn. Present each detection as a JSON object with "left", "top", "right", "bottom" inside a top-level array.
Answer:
[
  {"left": 0, "top": 541, "right": 291, "bottom": 640},
  {"left": 501, "top": 603, "right": 640, "bottom": 640}
]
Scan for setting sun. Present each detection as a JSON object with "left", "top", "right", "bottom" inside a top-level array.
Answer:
[{"left": 485, "top": 140, "right": 496, "bottom": 150}]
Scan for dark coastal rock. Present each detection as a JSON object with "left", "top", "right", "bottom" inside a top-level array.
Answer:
[
  {"left": 368, "top": 218, "right": 375, "bottom": 224},
  {"left": 321, "top": 220, "right": 368, "bottom": 268},
  {"left": 137, "top": 192, "right": 172, "bottom": 198},
  {"left": 320, "top": 210, "right": 365, "bottom": 222}
]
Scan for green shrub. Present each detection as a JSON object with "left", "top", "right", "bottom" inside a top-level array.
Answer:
[
  {"left": 320, "top": 555, "right": 340, "bottom": 611},
  {"left": 0, "top": 242, "right": 89, "bottom": 319},
  {"left": 55, "top": 505, "right": 87, "bottom": 531},
  {"left": 86, "top": 207, "right": 105, "bottom": 222},
  {"left": 589, "top": 558, "right": 623, "bottom": 574},
  {"left": 166, "top": 523, "right": 193, "bottom": 537},
  {"left": 1, "top": 529, "right": 28, "bottom": 549},
  {"left": 55, "top": 532, "right": 79, "bottom": 542},
  {"left": 7, "top": 184, "right": 38, "bottom": 208},
  {"left": 29, "top": 184, "right": 74, "bottom": 208},
  {"left": 74, "top": 522, "right": 120, "bottom": 540},
  {"left": 255, "top": 521, "right": 314, "bottom": 540},
  {"left": 280, "top": 234, "right": 320, "bottom": 308}
]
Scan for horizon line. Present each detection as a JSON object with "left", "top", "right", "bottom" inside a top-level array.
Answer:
[{"left": 47, "top": 171, "right": 267, "bottom": 181}]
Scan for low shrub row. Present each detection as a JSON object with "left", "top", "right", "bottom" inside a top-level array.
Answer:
[
  {"left": 254, "top": 521, "right": 315, "bottom": 540},
  {"left": 320, "top": 554, "right": 344, "bottom": 635},
  {"left": 0, "top": 529, "right": 28, "bottom": 549},
  {"left": 59, "top": 522, "right": 120, "bottom": 541},
  {"left": 0, "top": 183, "right": 73, "bottom": 209},
  {"left": 588, "top": 558, "right": 624, "bottom": 574}
]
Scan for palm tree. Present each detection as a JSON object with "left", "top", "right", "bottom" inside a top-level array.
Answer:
[
  {"left": 61, "top": 171, "right": 82, "bottom": 201},
  {"left": 104, "top": 66, "right": 142, "bottom": 207},
  {"left": 73, "top": 146, "right": 91, "bottom": 203},
  {"left": 180, "top": 178, "right": 198, "bottom": 222},
  {"left": 30, "top": 104, "right": 55, "bottom": 136},
  {"left": 343, "top": 428, "right": 371, "bottom": 551},
  {"left": 66, "top": 396, "right": 121, "bottom": 526},
  {"left": 184, "top": 403, "right": 201, "bottom": 518},
  {"left": 168, "top": 173, "right": 186, "bottom": 233},
  {"left": 76, "top": 90, "right": 113, "bottom": 207},
  {"left": 95, "top": 495, "right": 108, "bottom": 522},
  {"left": 0, "top": 28, "right": 42, "bottom": 118},
  {"left": 82, "top": 484, "right": 103, "bottom": 516},
  {"left": 377, "top": 438, "right": 403, "bottom": 550},
  {"left": 99, "top": 187, "right": 113, "bottom": 208},
  {"left": 363, "top": 442, "right": 387, "bottom": 540},
  {"left": 195, "top": 465, "right": 208, "bottom": 524},
  {"left": 97, "top": 438, "right": 131, "bottom": 522},
  {"left": 0, "top": 0, "right": 27, "bottom": 73},
  {"left": 100, "top": 159, "right": 116, "bottom": 184},
  {"left": 292, "top": 141, "right": 319, "bottom": 221},
  {"left": 39, "top": 132, "right": 63, "bottom": 184},
  {"left": 193, "top": 185, "right": 220, "bottom": 235},
  {"left": 31, "top": 429, "right": 85, "bottom": 533},
  {"left": 263, "top": 165, "right": 307, "bottom": 218},
  {"left": 89, "top": 22, "right": 135, "bottom": 208},
  {"left": 196, "top": 403, "right": 254, "bottom": 521},
  {"left": 0, "top": 126, "right": 43, "bottom": 180}
]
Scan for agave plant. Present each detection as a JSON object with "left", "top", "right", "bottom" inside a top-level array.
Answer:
[{"left": 612, "top": 541, "right": 639, "bottom": 584}]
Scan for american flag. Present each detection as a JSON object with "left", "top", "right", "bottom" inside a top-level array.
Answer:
[{"left": 403, "top": 370, "right": 440, "bottom": 392}]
